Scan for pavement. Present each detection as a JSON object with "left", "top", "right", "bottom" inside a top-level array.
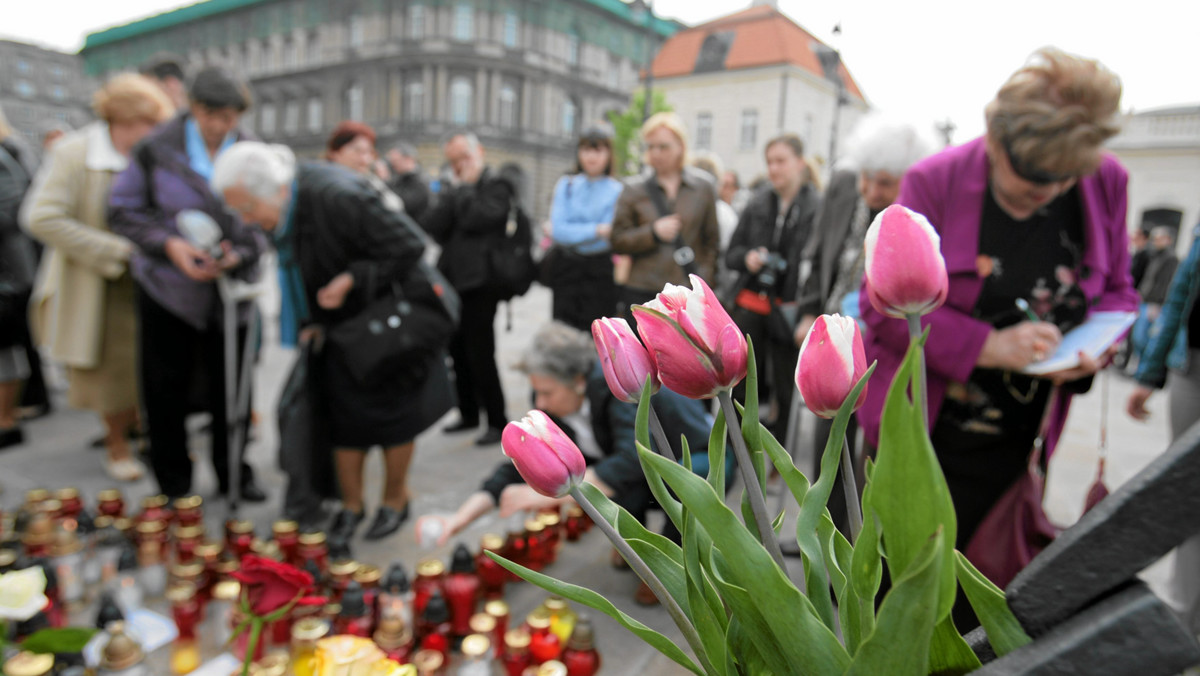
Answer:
[{"left": 0, "top": 282, "right": 1181, "bottom": 674}]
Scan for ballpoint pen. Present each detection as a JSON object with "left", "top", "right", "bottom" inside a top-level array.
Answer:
[{"left": 1015, "top": 298, "right": 1040, "bottom": 322}]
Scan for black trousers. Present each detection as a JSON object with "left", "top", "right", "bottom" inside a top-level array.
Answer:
[
  {"left": 136, "top": 287, "right": 254, "bottom": 499},
  {"left": 448, "top": 288, "right": 507, "bottom": 431},
  {"left": 549, "top": 251, "right": 617, "bottom": 333},
  {"left": 729, "top": 305, "right": 799, "bottom": 439}
]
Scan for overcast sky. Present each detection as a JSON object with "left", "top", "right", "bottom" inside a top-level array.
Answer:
[{"left": 6, "top": 0, "right": 1198, "bottom": 142}]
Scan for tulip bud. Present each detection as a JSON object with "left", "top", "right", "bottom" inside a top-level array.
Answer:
[
  {"left": 795, "top": 314, "right": 868, "bottom": 419},
  {"left": 863, "top": 204, "right": 949, "bottom": 318},
  {"left": 632, "top": 274, "right": 748, "bottom": 399},
  {"left": 502, "top": 411, "right": 587, "bottom": 498},
  {"left": 592, "top": 317, "right": 660, "bottom": 403}
]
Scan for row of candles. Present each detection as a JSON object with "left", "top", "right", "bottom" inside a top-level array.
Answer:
[{"left": 2, "top": 488, "right": 603, "bottom": 675}]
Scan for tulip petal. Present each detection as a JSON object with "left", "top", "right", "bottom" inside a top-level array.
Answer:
[
  {"left": 795, "top": 315, "right": 869, "bottom": 418},
  {"left": 592, "top": 317, "right": 658, "bottom": 403},
  {"left": 864, "top": 205, "right": 949, "bottom": 318},
  {"left": 502, "top": 412, "right": 586, "bottom": 498},
  {"left": 634, "top": 305, "right": 724, "bottom": 398}
]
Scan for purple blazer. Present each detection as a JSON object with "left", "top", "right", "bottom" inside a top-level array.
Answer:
[
  {"left": 109, "top": 114, "right": 263, "bottom": 330},
  {"left": 857, "top": 137, "right": 1138, "bottom": 453}
]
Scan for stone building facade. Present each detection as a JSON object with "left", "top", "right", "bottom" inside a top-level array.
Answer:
[
  {"left": 0, "top": 40, "right": 93, "bottom": 154},
  {"left": 80, "top": 0, "right": 679, "bottom": 219}
]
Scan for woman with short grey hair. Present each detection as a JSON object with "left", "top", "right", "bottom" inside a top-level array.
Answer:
[{"left": 213, "top": 140, "right": 454, "bottom": 543}]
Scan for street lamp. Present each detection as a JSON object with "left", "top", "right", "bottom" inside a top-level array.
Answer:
[{"left": 630, "top": 0, "right": 655, "bottom": 122}]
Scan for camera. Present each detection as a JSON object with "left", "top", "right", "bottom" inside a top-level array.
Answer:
[{"left": 756, "top": 252, "right": 788, "bottom": 288}]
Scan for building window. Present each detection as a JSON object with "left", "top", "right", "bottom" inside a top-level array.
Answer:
[
  {"left": 284, "top": 100, "right": 300, "bottom": 135},
  {"left": 261, "top": 103, "right": 277, "bottom": 136},
  {"left": 740, "top": 109, "right": 758, "bottom": 151},
  {"left": 408, "top": 4, "right": 425, "bottom": 38},
  {"left": 50, "top": 65, "right": 64, "bottom": 79},
  {"left": 344, "top": 82, "right": 364, "bottom": 121},
  {"left": 607, "top": 58, "right": 620, "bottom": 89},
  {"left": 404, "top": 81, "right": 425, "bottom": 122},
  {"left": 498, "top": 84, "right": 517, "bottom": 129},
  {"left": 307, "top": 95, "right": 323, "bottom": 133},
  {"left": 449, "top": 77, "right": 472, "bottom": 125},
  {"left": 566, "top": 33, "right": 580, "bottom": 66},
  {"left": 696, "top": 112, "right": 712, "bottom": 151},
  {"left": 562, "top": 98, "right": 577, "bottom": 137},
  {"left": 282, "top": 39, "right": 296, "bottom": 69},
  {"left": 14, "top": 81, "right": 34, "bottom": 98},
  {"left": 16, "top": 60, "right": 29, "bottom": 74},
  {"left": 348, "top": 15, "right": 365, "bottom": 48},
  {"left": 503, "top": 12, "right": 519, "bottom": 47},
  {"left": 453, "top": 4, "right": 473, "bottom": 41}
]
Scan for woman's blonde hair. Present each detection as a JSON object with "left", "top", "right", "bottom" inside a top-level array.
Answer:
[
  {"left": 93, "top": 73, "right": 175, "bottom": 126},
  {"left": 985, "top": 47, "right": 1122, "bottom": 178},
  {"left": 641, "top": 111, "right": 690, "bottom": 170}
]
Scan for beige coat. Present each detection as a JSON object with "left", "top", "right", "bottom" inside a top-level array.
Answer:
[{"left": 22, "top": 123, "right": 133, "bottom": 369}]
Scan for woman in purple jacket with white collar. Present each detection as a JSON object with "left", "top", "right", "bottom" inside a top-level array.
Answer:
[
  {"left": 109, "top": 67, "right": 267, "bottom": 502},
  {"left": 858, "top": 48, "right": 1138, "bottom": 555}
]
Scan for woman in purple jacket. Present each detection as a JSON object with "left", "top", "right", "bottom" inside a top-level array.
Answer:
[
  {"left": 859, "top": 48, "right": 1138, "bottom": 554},
  {"left": 109, "top": 68, "right": 267, "bottom": 502}
]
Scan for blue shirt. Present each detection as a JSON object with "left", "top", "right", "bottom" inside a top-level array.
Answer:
[
  {"left": 184, "top": 118, "right": 236, "bottom": 181},
  {"left": 549, "top": 173, "right": 624, "bottom": 255}
]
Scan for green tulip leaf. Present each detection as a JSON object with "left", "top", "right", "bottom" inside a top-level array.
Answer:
[
  {"left": 741, "top": 337, "right": 761, "bottom": 458},
  {"left": 682, "top": 513, "right": 729, "bottom": 676},
  {"left": 928, "top": 616, "right": 982, "bottom": 675},
  {"left": 707, "top": 404, "right": 728, "bottom": 496},
  {"left": 846, "top": 529, "right": 945, "bottom": 676},
  {"left": 635, "top": 380, "right": 684, "bottom": 532},
  {"left": 851, "top": 482, "right": 883, "bottom": 604},
  {"left": 871, "top": 335, "right": 958, "bottom": 621},
  {"left": 954, "top": 550, "right": 1032, "bottom": 656},
  {"left": 638, "top": 444, "right": 850, "bottom": 674},
  {"left": 20, "top": 627, "right": 100, "bottom": 654},
  {"left": 486, "top": 551, "right": 704, "bottom": 675},
  {"left": 725, "top": 613, "right": 776, "bottom": 676}
]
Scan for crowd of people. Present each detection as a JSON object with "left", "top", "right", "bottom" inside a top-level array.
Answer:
[{"left": 2, "top": 46, "right": 1197, "bottom": 620}]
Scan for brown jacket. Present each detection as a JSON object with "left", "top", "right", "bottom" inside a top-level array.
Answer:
[{"left": 611, "top": 169, "right": 720, "bottom": 292}]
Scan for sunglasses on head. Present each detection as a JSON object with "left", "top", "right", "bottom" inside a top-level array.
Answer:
[{"left": 1002, "top": 138, "right": 1076, "bottom": 185}]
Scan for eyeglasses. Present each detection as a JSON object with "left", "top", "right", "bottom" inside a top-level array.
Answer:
[{"left": 1001, "top": 138, "right": 1077, "bottom": 185}]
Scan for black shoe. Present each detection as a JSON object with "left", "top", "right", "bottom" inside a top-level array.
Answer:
[
  {"left": 329, "top": 508, "right": 365, "bottom": 543},
  {"left": 475, "top": 427, "right": 503, "bottom": 446},
  {"left": 364, "top": 504, "right": 410, "bottom": 541},
  {"left": 239, "top": 481, "right": 268, "bottom": 503},
  {"left": 0, "top": 427, "right": 25, "bottom": 450},
  {"left": 443, "top": 418, "right": 480, "bottom": 434}
]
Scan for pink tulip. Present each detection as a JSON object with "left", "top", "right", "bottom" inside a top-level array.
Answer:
[
  {"left": 592, "top": 317, "right": 660, "bottom": 403},
  {"left": 632, "top": 274, "right": 748, "bottom": 400},
  {"left": 796, "top": 314, "right": 869, "bottom": 419},
  {"left": 501, "top": 410, "right": 587, "bottom": 498},
  {"left": 863, "top": 204, "right": 949, "bottom": 318}
]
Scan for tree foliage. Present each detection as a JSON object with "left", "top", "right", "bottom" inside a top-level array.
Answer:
[{"left": 607, "top": 89, "right": 673, "bottom": 177}]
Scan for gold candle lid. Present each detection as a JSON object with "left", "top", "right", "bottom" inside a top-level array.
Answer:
[
  {"left": 24, "top": 488, "right": 50, "bottom": 505},
  {"left": 412, "top": 649, "right": 444, "bottom": 671},
  {"left": 166, "top": 582, "right": 197, "bottom": 603},
  {"left": 525, "top": 609, "right": 551, "bottom": 630},
  {"left": 215, "top": 556, "right": 240, "bottom": 575},
  {"left": 460, "top": 633, "right": 490, "bottom": 658},
  {"left": 538, "top": 512, "right": 561, "bottom": 527},
  {"left": 195, "top": 540, "right": 223, "bottom": 559},
  {"left": 538, "top": 661, "right": 568, "bottom": 676},
  {"left": 113, "top": 517, "right": 134, "bottom": 534},
  {"left": 93, "top": 515, "right": 115, "bottom": 530},
  {"left": 485, "top": 599, "right": 510, "bottom": 617},
  {"left": 97, "top": 488, "right": 123, "bottom": 503},
  {"left": 329, "top": 559, "right": 360, "bottom": 577},
  {"left": 543, "top": 597, "right": 568, "bottom": 612},
  {"left": 53, "top": 487, "right": 80, "bottom": 502},
  {"left": 504, "top": 627, "right": 532, "bottom": 649},
  {"left": 173, "top": 524, "right": 205, "bottom": 541},
  {"left": 373, "top": 615, "right": 411, "bottom": 649},
  {"left": 469, "top": 612, "right": 496, "bottom": 634},
  {"left": 101, "top": 621, "right": 145, "bottom": 670},
  {"left": 135, "top": 520, "right": 167, "bottom": 536},
  {"left": 353, "top": 564, "right": 382, "bottom": 585},
  {"left": 171, "top": 560, "right": 204, "bottom": 579},
  {"left": 173, "top": 495, "right": 203, "bottom": 511},
  {"left": 566, "top": 504, "right": 584, "bottom": 517},
  {"left": 213, "top": 580, "right": 241, "bottom": 601},
  {"left": 298, "top": 531, "right": 326, "bottom": 546},
  {"left": 256, "top": 652, "right": 289, "bottom": 676},
  {"left": 227, "top": 518, "right": 255, "bottom": 534},
  {"left": 0, "top": 550, "right": 17, "bottom": 567},
  {"left": 271, "top": 519, "right": 298, "bottom": 535},
  {"left": 37, "top": 499, "right": 62, "bottom": 516},
  {"left": 2, "top": 651, "right": 54, "bottom": 676},
  {"left": 416, "top": 559, "right": 445, "bottom": 577},
  {"left": 21, "top": 515, "right": 54, "bottom": 546},
  {"left": 291, "top": 617, "right": 331, "bottom": 642},
  {"left": 480, "top": 533, "right": 504, "bottom": 551},
  {"left": 141, "top": 494, "right": 168, "bottom": 510},
  {"left": 51, "top": 527, "right": 83, "bottom": 556},
  {"left": 524, "top": 519, "right": 545, "bottom": 533}
]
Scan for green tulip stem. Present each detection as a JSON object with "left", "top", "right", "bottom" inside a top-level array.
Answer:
[
  {"left": 906, "top": 313, "right": 929, "bottom": 418},
  {"left": 646, "top": 405, "right": 677, "bottom": 461},
  {"left": 717, "top": 390, "right": 787, "bottom": 571},
  {"left": 569, "top": 484, "right": 709, "bottom": 667},
  {"left": 842, "top": 435, "right": 863, "bottom": 543}
]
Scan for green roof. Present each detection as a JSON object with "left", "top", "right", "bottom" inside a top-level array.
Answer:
[{"left": 82, "top": 0, "right": 678, "bottom": 52}]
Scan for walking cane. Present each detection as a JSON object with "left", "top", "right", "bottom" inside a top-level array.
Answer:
[{"left": 218, "top": 275, "right": 264, "bottom": 519}]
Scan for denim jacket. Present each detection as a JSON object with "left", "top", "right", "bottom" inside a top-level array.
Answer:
[{"left": 1136, "top": 225, "right": 1200, "bottom": 389}]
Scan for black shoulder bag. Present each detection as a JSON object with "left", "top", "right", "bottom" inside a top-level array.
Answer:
[
  {"left": 488, "top": 191, "right": 537, "bottom": 301},
  {"left": 644, "top": 177, "right": 698, "bottom": 277}
]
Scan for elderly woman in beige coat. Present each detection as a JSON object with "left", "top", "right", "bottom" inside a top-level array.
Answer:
[{"left": 23, "top": 74, "right": 173, "bottom": 481}]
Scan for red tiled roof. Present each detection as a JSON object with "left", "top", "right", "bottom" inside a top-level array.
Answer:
[{"left": 650, "top": 5, "right": 865, "bottom": 102}]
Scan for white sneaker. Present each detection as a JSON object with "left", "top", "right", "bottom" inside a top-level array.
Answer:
[{"left": 104, "top": 457, "right": 146, "bottom": 482}]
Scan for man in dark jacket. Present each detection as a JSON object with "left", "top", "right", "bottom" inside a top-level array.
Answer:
[
  {"left": 385, "top": 142, "right": 432, "bottom": 222},
  {"left": 724, "top": 134, "right": 819, "bottom": 439},
  {"left": 420, "top": 132, "right": 511, "bottom": 445},
  {"left": 1130, "top": 226, "right": 1181, "bottom": 367}
]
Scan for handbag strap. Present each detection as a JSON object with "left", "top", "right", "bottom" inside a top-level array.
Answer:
[
  {"left": 1028, "top": 384, "right": 1060, "bottom": 476},
  {"left": 644, "top": 176, "right": 698, "bottom": 277}
]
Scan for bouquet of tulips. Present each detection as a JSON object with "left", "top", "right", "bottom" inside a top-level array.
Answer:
[{"left": 491, "top": 206, "right": 1033, "bottom": 675}]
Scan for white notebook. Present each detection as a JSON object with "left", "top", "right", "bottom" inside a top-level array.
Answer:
[{"left": 1021, "top": 311, "right": 1137, "bottom": 376}]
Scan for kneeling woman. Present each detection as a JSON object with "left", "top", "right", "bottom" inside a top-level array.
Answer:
[{"left": 211, "top": 141, "right": 453, "bottom": 542}]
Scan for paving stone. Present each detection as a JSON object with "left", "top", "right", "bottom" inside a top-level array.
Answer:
[
  {"left": 1007, "top": 419, "right": 1200, "bottom": 635},
  {"left": 975, "top": 581, "right": 1200, "bottom": 675}
]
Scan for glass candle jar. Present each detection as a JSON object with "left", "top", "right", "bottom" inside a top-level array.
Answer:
[
  {"left": 456, "top": 634, "right": 491, "bottom": 676},
  {"left": 208, "top": 579, "right": 240, "bottom": 646},
  {"left": 468, "top": 613, "right": 497, "bottom": 658},
  {"left": 297, "top": 531, "right": 329, "bottom": 576},
  {"left": 327, "top": 558, "right": 360, "bottom": 602},
  {"left": 412, "top": 559, "right": 445, "bottom": 619},
  {"left": 290, "top": 617, "right": 330, "bottom": 676},
  {"left": 271, "top": 520, "right": 300, "bottom": 564},
  {"left": 167, "top": 583, "right": 201, "bottom": 641},
  {"left": 523, "top": 519, "right": 548, "bottom": 573},
  {"left": 526, "top": 611, "right": 560, "bottom": 664},
  {"left": 559, "top": 616, "right": 600, "bottom": 676},
  {"left": 225, "top": 519, "right": 256, "bottom": 559},
  {"left": 537, "top": 512, "right": 562, "bottom": 566},
  {"left": 373, "top": 613, "right": 414, "bottom": 664},
  {"left": 97, "top": 489, "right": 125, "bottom": 519},
  {"left": 136, "top": 495, "right": 169, "bottom": 526},
  {"left": 171, "top": 496, "right": 203, "bottom": 529},
  {"left": 476, "top": 534, "right": 507, "bottom": 600},
  {"left": 502, "top": 628, "right": 533, "bottom": 676},
  {"left": 172, "top": 525, "right": 204, "bottom": 565},
  {"left": 542, "top": 597, "right": 576, "bottom": 646},
  {"left": 485, "top": 599, "right": 510, "bottom": 652},
  {"left": 443, "top": 545, "right": 480, "bottom": 638},
  {"left": 54, "top": 488, "right": 83, "bottom": 520}
]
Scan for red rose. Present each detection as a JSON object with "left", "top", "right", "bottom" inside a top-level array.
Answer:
[{"left": 231, "top": 555, "right": 315, "bottom": 616}]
